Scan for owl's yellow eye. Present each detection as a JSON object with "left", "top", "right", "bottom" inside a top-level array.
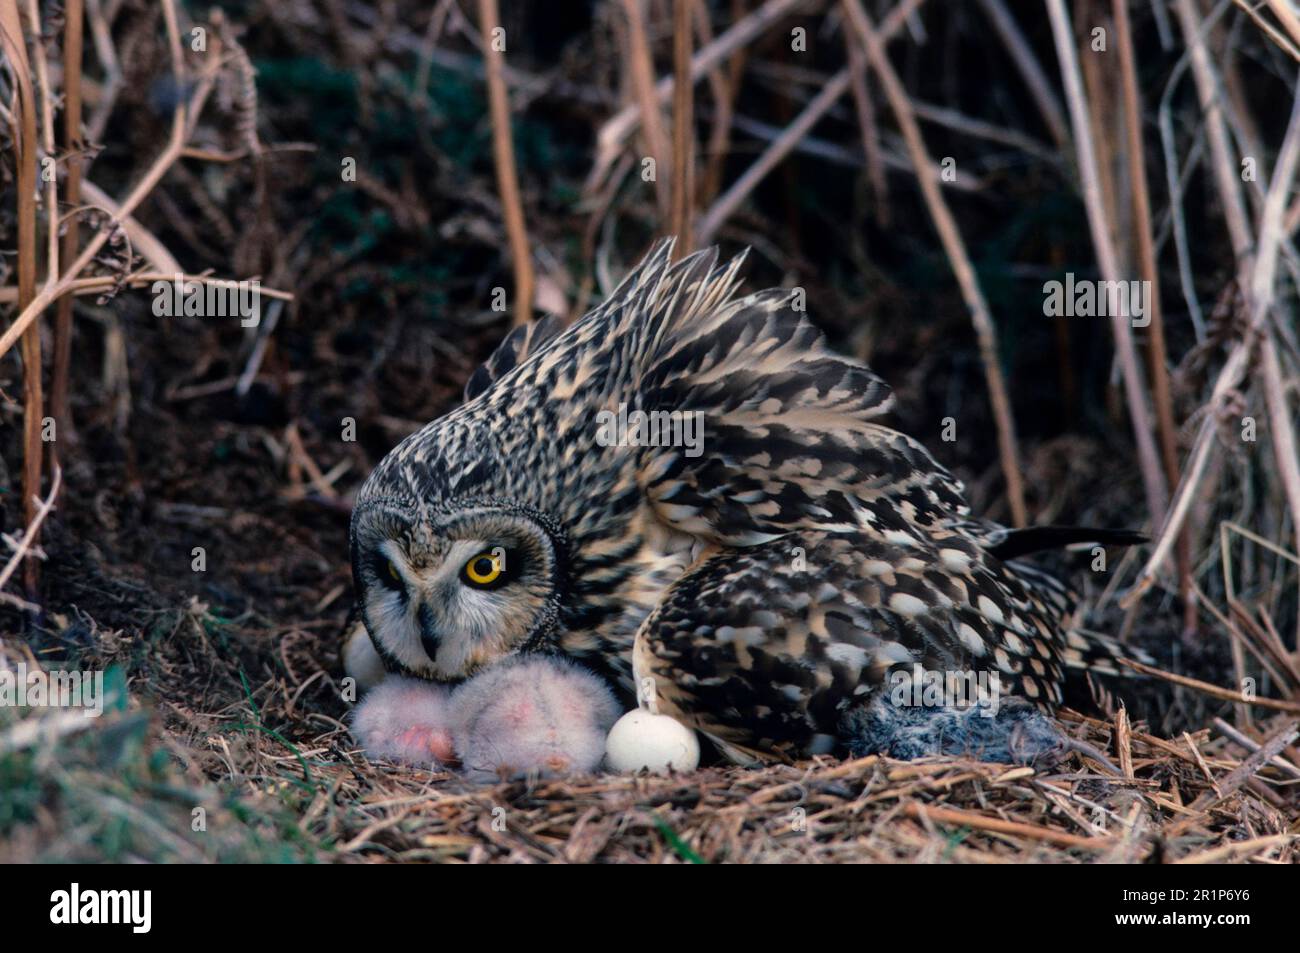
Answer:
[
  {"left": 387, "top": 560, "right": 402, "bottom": 583},
  {"left": 462, "top": 552, "right": 504, "bottom": 586}
]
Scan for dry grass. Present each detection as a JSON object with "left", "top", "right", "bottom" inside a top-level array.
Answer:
[
  {"left": 5, "top": 621, "right": 1296, "bottom": 863},
  {"left": 288, "top": 709, "right": 1300, "bottom": 863}
]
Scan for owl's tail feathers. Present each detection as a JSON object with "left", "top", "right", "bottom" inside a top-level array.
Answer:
[
  {"left": 992, "top": 526, "right": 1153, "bottom": 680},
  {"left": 1003, "top": 553, "right": 1153, "bottom": 678},
  {"left": 987, "top": 525, "right": 1147, "bottom": 560},
  {"left": 1059, "top": 626, "right": 1156, "bottom": 720},
  {"left": 1062, "top": 626, "right": 1154, "bottom": 678}
]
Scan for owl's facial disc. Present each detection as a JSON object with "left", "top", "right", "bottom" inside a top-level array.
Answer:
[{"left": 353, "top": 504, "right": 559, "bottom": 681}]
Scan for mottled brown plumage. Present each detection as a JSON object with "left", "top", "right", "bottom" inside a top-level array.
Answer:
[{"left": 349, "top": 240, "right": 1144, "bottom": 765}]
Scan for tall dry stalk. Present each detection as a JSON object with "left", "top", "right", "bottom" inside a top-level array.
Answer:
[
  {"left": 1045, "top": 0, "right": 1169, "bottom": 523},
  {"left": 478, "top": 0, "right": 534, "bottom": 326},
  {"left": 697, "top": 0, "right": 748, "bottom": 207},
  {"left": 51, "top": 0, "right": 85, "bottom": 466},
  {"left": 621, "top": 0, "right": 671, "bottom": 224},
  {"left": 842, "top": 3, "right": 891, "bottom": 226},
  {"left": 0, "top": 0, "right": 192, "bottom": 360},
  {"left": 843, "top": 0, "right": 1028, "bottom": 528},
  {"left": 587, "top": 0, "right": 810, "bottom": 196},
  {"left": 1113, "top": 0, "right": 1192, "bottom": 631},
  {"left": 3, "top": 0, "right": 43, "bottom": 596},
  {"left": 671, "top": 0, "right": 695, "bottom": 257}
]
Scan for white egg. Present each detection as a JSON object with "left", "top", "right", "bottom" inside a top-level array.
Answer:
[{"left": 604, "top": 709, "right": 700, "bottom": 775}]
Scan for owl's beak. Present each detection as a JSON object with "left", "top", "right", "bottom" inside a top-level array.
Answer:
[{"left": 417, "top": 603, "right": 441, "bottom": 661}]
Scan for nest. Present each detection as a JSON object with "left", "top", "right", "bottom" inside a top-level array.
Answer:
[
  {"left": 309, "top": 710, "right": 1300, "bottom": 863},
  {"left": 2, "top": 594, "right": 1297, "bottom": 863}
]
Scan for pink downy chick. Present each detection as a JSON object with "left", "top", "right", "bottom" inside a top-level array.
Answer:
[
  {"left": 450, "top": 656, "right": 621, "bottom": 782},
  {"left": 351, "top": 676, "right": 457, "bottom": 766}
]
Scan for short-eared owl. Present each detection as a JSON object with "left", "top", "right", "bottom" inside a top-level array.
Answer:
[{"left": 349, "top": 241, "right": 1143, "bottom": 765}]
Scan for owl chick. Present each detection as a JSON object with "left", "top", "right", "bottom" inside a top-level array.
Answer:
[
  {"left": 349, "top": 240, "right": 1146, "bottom": 767},
  {"left": 350, "top": 675, "right": 456, "bottom": 765},
  {"left": 349, "top": 652, "right": 620, "bottom": 778},
  {"left": 450, "top": 656, "right": 621, "bottom": 781}
]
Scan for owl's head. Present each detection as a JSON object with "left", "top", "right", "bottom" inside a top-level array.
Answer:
[
  {"left": 350, "top": 495, "right": 567, "bottom": 682},
  {"left": 348, "top": 244, "right": 776, "bottom": 685}
]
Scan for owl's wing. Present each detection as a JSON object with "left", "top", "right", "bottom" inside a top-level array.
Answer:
[
  {"left": 464, "top": 314, "right": 564, "bottom": 402},
  {"left": 620, "top": 246, "right": 970, "bottom": 546},
  {"left": 633, "top": 529, "right": 1072, "bottom": 762}
]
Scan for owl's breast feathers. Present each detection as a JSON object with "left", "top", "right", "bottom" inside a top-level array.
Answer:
[{"left": 356, "top": 240, "right": 1144, "bottom": 747}]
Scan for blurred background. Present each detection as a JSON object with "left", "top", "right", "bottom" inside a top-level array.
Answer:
[{"left": 1, "top": 0, "right": 1298, "bottom": 861}]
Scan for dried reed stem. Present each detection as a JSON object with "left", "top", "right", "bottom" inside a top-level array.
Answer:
[
  {"left": 0, "top": 0, "right": 191, "bottom": 360},
  {"left": 1113, "top": 0, "right": 1192, "bottom": 629},
  {"left": 0, "top": 466, "right": 62, "bottom": 606},
  {"left": 842, "top": 1, "right": 891, "bottom": 225},
  {"left": 1173, "top": 0, "right": 1252, "bottom": 264},
  {"left": 51, "top": 0, "right": 85, "bottom": 463},
  {"left": 478, "top": 0, "right": 534, "bottom": 326},
  {"left": 2, "top": 0, "right": 41, "bottom": 596},
  {"left": 696, "top": 0, "right": 746, "bottom": 206},
  {"left": 671, "top": 0, "right": 695, "bottom": 255},
  {"left": 1120, "top": 659, "right": 1300, "bottom": 713},
  {"left": 696, "top": 70, "right": 850, "bottom": 244},
  {"left": 902, "top": 802, "right": 1116, "bottom": 849},
  {"left": 1046, "top": 0, "right": 1168, "bottom": 523},
  {"left": 1264, "top": 0, "right": 1300, "bottom": 54},
  {"left": 621, "top": 0, "right": 672, "bottom": 223},
  {"left": 844, "top": 0, "right": 1028, "bottom": 528},
  {"left": 1129, "top": 27, "right": 1300, "bottom": 604},
  {"left": 976, "top": 0, "right": 1070, "bottom": 151},
  {"left": 588, "top": 0, "right": 810, "bottom": 195},
  {"left": 692, "top": 0, "right": 929, "bottom": 243}
]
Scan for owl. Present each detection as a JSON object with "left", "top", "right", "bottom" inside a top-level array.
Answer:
[{"left": 348, "top": 240, "right": 1145, "bottom": 766}]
